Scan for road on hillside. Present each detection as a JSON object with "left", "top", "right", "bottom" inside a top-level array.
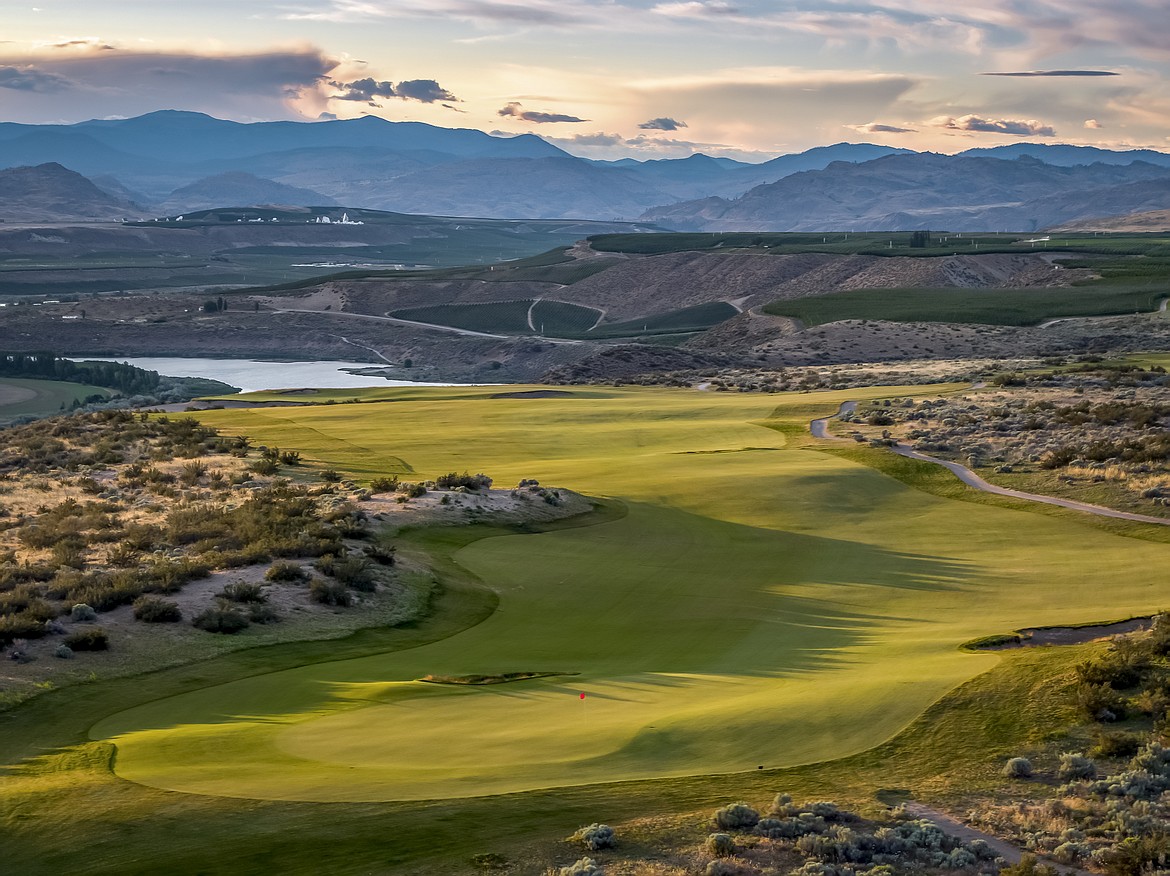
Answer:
[
  {"left": 810, "top": 401, "right": 1170, "bottom": 527},
  {"left": 271, "top": 306, "right": 586, "bottom": 344}
]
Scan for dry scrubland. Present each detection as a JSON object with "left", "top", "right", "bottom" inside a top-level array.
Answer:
[
  {"left": 836, "top": 359, "right": 1170, "bottom": 519},
  {"left": 0, "top": 409, "right": 584, "bottom": 702}
]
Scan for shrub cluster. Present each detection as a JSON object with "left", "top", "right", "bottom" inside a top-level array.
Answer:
[
  {"left": 569, "top": 823, "right": 615, "bottom": 851},
  {"left": 435, "top": 471, "right": 493, "bottom": 491}
]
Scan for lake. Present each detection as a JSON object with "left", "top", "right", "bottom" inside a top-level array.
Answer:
[{"left": 81, "top": 357, "right": 447, "bottom": 394}]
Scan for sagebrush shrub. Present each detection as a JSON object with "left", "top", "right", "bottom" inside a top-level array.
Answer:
[
  {"left": 192, "top": 606, "right": 250, "bottom": 634},
  {"left": 713, "top": 803, "right": 760, "bottom": 830},
  {"left": 705, "top": 833, "right": 735, "bottom": 857},
  {"left": 265, "top": 561, "right": 308, "bottom": 583},
  {"left": 64, "top": 627, "right": 109, "bottom": 651},
  {"left": 309, "top": 578, "right": 351, "bottom": 607},
  {"left": 559, "top": 858, "right": 603, "bottom": 876},
  {"left": 1004, "top": 756, "right": 1034, "bottom": 778},
  {"left": 569, "top": 823, "right": 615, "bottom": 851},
  {"left": 218, "top": 581, "right": 266, "bottom": 603},
  {"left": 1058, "top": 752, "right": 1097, "bottom": 781},
  {"left": 133, "top": 596, "right": 182, "bottom": 623}
]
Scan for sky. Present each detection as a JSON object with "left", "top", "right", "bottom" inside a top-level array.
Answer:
[{"left": 0, "top": 0, "right": 1167, "bottom": 162}]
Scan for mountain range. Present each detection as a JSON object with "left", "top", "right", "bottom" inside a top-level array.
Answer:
[
  {"left": 1, "top": 112, "right": 1169, "bottom": 227},
  {"left": 641, "top": 153, "right": 1170, "bottom": 232}
]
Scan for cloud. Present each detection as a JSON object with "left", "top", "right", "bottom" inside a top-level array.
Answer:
[
  {"left": 638, "top": 117, "right": 687, "bottom": 131},
  {"left": 542, "top": 130, "right": 773, "bottom": 161},
  {"left": 851, "top": 122, "right": 917, "bottom": 134},
  {"left": 982, "top": 70, "right": 1119, "bottom": 77},
  {"left": 0, "top": 64, "right": 71, "bottom": 92},
  {"left": 1084, "top": 119, "right": 1103, "bottom": 129},
  {"left": 283, "top": 0, "right": 591, "bottom": 27},
  {"left": 497, "top": 101, "right": 587, "bottom": 123},
  {"left": 651, "top": 1, "right": 740, "bottom": 17},
  {"left": 49, "top": 39, "right": 117, "bottom": 51},
  {"left": 394, "top": 79, "right": 458, "bottom": 103},
  {"left": 331, "top": 76, "right": 457, "bottom": 104},
  {"left": 931, "top": 114, "right": 1056, "bottom": 136},
  {"left": 0, "top": 47, "right": 339, "bottom": 122}
]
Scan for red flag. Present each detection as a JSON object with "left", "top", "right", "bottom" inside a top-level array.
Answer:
[{"left": 579, "top": 692, "right": 586, "bottom": 700}]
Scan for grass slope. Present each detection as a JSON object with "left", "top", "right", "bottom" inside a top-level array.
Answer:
[
  {"left": 85, "top": 385, "right": 1170, "bottom": 804},
  {"left": 0, "top": 377, "right": 110, "bottom": 423}
]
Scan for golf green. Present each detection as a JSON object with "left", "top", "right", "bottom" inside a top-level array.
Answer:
[{"left": 90, "top": 386, "right": 1170, "bottom": 801}]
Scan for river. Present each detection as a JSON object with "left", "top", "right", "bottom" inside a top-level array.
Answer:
[{"left": 80, "top": 357, "right": 448, "bottom": 394}]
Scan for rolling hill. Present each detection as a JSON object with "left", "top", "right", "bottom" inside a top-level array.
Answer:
[
  {"left": 641, "top": 153, "right": 1170, "bottom": 231},
  {"left": 0, "top": 162, "right": 142, "bottom": 221}
]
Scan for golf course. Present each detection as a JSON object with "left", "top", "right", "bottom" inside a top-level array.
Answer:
[{"left": 86, "top": 385, "right": 1170, "bottom": 804}]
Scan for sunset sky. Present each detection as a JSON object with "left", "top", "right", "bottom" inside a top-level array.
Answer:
[{"left": 1, "top": 0, "right": 1167, "bottom": 161}]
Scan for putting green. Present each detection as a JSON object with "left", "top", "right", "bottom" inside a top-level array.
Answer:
[{"left": 91, "top": 386, "right": 1170, "bottom": 801}]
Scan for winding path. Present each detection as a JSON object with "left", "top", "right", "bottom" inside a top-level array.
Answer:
[
  {"left": 810, "top": 402, "right": 1170, "bottom": 527},
  {"left": 271, "top": 306, "right": 586, "bottom": 345},
  {"left": 903, "top": 804, "right": 1094, "bottom": 876},
  {"left": 1038, "top": 294, "right": 1169, "bottom": 329}
]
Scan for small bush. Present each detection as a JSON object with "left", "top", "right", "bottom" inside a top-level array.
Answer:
[
  {"left": 192, "top": 606, "right": 250, "bottom": 634},
  {"left": 706, "top": 833, "right": 735, "bottom": 857},
  {"left": 398, "top": 482, "right": 427, "bottom": 498},
  {"left": 249, "top": 457, "right": 280, "bottom": 476},
  {"left": 218, "top": 581, "right": 266, "bottom": 603},
  {"left": 1091, "top": 731, "right": 1145, "bottom": 759},
  {"left": 320, "top": 469, "right": 342, "bottom": 483},
  {"left": 309, "top": 578, "right": 352, "bottom": 607},
  {"left": 64, "top": 627, "right": 109, "bottom": 651},
  {"left": 1058, "top": 752, "right": 1096, "bottom": 781},
  {"left": 705, "top": 862, "right": 738, "bottom": 876},
  {"left": 435, "top": 471, "right": 493, "bottom": 491},
  {"left": 70, "top": 603, "right": 97, "bottom": 622},
  {"left": 248, "top": 604, "right": 280, "bottom": 625},
  {"left": 54, "top": 643, "right": 74, "bottom": 659},
  {"left": 133, "top": 596, "right": 182, "bottom": 623},
  {"left": 370, "top": 476, "right": 400, "bottom": 493},
  {"left": 266, "top": 561, "right": 308, "bottom": 583},
  {"left": 330, "top": 556, "right": 376, "bottom": 591},
  {"left": 1003, "top": 756, "right": 1033, "bottom": 778},
  {"left": 569, "top": 823, "right": 616, "bottom": 851},
  {"left": 559, "top": 858, "right": 603, "bottom": 876},
  {"left": 714, "top": 803, "right": 760, "bottom": 830},
  {"left": 363, "top": 543, "right": 396, "bottom": 566}
]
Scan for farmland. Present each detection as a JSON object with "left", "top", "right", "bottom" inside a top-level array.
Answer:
[{"left": 762, "top": 284, "right": 1168, "bottom": 327}]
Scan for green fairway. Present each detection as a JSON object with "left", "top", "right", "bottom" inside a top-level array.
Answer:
[
  {"left": 88, "top": 385, "right": 1170, "bottom": 803},
  {"left": 0, "top": 377, "right": 111, "bottom": 423}
]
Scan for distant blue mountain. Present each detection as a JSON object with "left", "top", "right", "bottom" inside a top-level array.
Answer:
[
  {"left": 957, "top": 142, "right": 1170, "bottom": 168},
  {"left": 2, "top": 112, "right": 1166, "bottom": 221}
]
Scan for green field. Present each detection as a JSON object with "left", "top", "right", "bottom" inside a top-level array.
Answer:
[
  {"left": 0, "top": 377, "right": 111, "bottom": 424},
  {"left": 80, "top": 385, "right": 1170, "bottom": 806},
  {"left": 589, "top": 301, "right": 740, "bottom": 337},
  {"left": 763, "top": 285, "right": 1168, "bottom": 327},
  {"left": 531, "top": 298, "right": 603, "bottom": 333},
  {"left": 589, "top": 230, "right": 1170, "bottom": 259},
  {"left": 391, "top": 299, "right": 535, "bottom": 333},
  {"left": 389, "top": 297, "right": 732, "bottom": 338}
]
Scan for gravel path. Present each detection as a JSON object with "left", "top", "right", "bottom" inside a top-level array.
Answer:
[
  {"left": 903, "top": 804, "right": 1095, "bottom": 876},
  {"left": 809, "top": 401, "right": 1170, "bottom": 527},
  {"left": 273, "top": 306, "right": 587, "bottom": 345}
]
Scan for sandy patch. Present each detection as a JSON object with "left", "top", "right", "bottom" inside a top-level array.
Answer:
[{"left": 361, "top": 484, "right": 594, "bottom": 531}]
